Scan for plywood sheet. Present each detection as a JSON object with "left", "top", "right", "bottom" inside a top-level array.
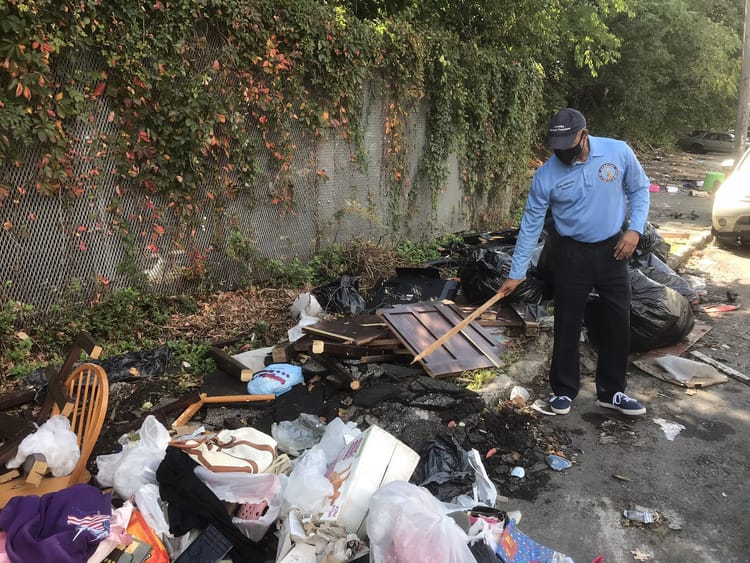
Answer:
[
  {"left": 377, "top": 302, "right": 505, "bottom": 378},
  {"left": 302, "top": 314, "right": 391, "bottom": 345}
]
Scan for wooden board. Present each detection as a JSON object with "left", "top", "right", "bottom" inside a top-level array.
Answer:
[
  {"left": 377, "top": 302, "right": 505, "bottom": 378},
  {"left": 302, "top": 314, "right": 391, "bottom": 345},
  {"left": 631, "top": 322, "right": 712, "bottom": 384}
]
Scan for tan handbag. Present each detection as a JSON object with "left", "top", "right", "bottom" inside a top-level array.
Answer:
[{"left": 170, "top": 428, "right": 277, "bottom": 473}]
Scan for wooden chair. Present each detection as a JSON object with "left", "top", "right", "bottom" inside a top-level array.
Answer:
[{"left": 0, "top": 363, "right": 109, "bottom": 508}]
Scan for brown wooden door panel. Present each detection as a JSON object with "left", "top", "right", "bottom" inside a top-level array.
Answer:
[{"left": 378, "top": 302, "right": 504, "bottom": 377}]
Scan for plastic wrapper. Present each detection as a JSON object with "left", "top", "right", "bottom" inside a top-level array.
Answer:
[
  {"left": 7, "top": 415, "right": 80, "bottom": 477},
  {"left": 459, "top": 247, "right": 544, "bottom": 305},
  {"left": 411, "top": 434, "right": 475, "bottom": 502},
  {"left": 271, "top": 413, "right": 326, "bottom": 455},
  {"left": 367, "top": 481, "right": 475, "bottom": 563}
]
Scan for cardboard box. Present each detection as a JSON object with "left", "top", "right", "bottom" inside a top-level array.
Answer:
[{"left": 320, "top": 425, "right": 420, "bottom": 534}]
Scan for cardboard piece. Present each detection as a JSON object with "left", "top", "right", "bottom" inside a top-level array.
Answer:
[
  {"left": 653, "top": 355, "right": 728, "bottom": 388},
  {"left": 321, "top": 425, "right": 420, "bottom": 535}
]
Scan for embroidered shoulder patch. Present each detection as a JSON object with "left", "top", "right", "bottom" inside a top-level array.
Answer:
[{"left": 598, "top": 163, "right": 619, "bottom": 182}]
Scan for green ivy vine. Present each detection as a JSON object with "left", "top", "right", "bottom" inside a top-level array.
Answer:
[{"left": 1, "top": 0, "right": 546, "bottom": 254}]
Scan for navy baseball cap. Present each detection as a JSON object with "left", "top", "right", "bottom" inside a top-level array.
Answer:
[{"left": 547, "top": 108, "right": 586, "bottom": 150}]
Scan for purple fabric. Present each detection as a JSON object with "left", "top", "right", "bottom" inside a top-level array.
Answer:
[{"left": 0, "top": 484, "right": 111, "bottom": 563}]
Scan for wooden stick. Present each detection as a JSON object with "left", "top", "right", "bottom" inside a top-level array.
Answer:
[
  {"left": 201, "top": 394, "right": 276, "bottom": 404},
  {"left": 208, "top": 347, "right": 253, "bottom": 382},
  {"left": 689, "top": 351, "right": 750, "bottom": 382},
  {"left": 411, "top": 291, "right": 506, "bottom": 363},
  {"left": 171, "top": 400, "right": 205, "bottom": 429}
]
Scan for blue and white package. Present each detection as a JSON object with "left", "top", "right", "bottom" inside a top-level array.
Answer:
[{"left": 247, "top": 363, "right": 303, "bottom": 396}]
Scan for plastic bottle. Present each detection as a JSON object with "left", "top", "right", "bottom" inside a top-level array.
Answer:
[{"left": 623, "top": 509, "right": 657, "bottom": 524}]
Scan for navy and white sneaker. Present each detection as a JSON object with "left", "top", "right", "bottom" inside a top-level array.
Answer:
[
  {"left": 549, "top": 395, "right": 572, "bottom": 415},
  {"left": 597, "top": 392, "right": 646, "bottom": 416}
]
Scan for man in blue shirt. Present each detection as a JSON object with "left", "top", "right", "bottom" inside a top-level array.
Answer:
[{"left": 497, "top": 108, "right": 650, "bottom": 416}]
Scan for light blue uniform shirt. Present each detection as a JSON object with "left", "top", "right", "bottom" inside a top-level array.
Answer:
[{"left": 508, "top": 135, "right": 650, "bottom": 280}]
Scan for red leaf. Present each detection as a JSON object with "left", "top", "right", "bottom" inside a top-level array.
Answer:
[
  {"left": 92, "top": 82, "right": 106, "bottom": 98},
  {"left": 146, "top": 243, "right": 159, "bottom": 253},
  {"left": 153, "top": 224, "right": 165, "bottom": 235},
  {"left": 212, "top": 59, "right": 220, "bottom": 70},
  {"left": 77, "top": 225, "right": 87, "bottom": 232}
]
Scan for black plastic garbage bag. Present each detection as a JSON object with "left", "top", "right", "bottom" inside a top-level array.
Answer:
[
  {"left": 629, "top": 269, "right": 695, "bottom": 352},
  {"left": 411, "top": 434, "right": 475, "bottom": 501},
  {"left": 632, "top": 252, "right": 698, "bottom": 303},
  {"left": 636, "top": 222, "right": 670, "bottom": 262},
  {"left": 459, "top": 247, "right": 544, "bottom": 305},
  {"left": 22, "top": 343, "right": 172, "bottom": 394},
  {"left": 96, "top": 344, "right": 172, "bottom": 382},
  {"left": 312, "top": 275, "right": 366, "bottom": 315}
]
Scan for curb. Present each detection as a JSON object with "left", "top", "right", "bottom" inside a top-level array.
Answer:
[{"left": 665, "top": 229, "right": 713, "bottom": 271}]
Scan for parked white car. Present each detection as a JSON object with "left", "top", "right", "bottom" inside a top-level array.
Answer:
[{"left": 712, "top": 147, "right": 750, "bottom": 246}]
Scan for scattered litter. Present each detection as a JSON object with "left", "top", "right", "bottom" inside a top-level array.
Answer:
[
  {"left": 613, "top": 474, "right": 632, "bottom": 482},
  {"left": 531, "top": 398, "right": 556, "bottom": 415},
  {"left": 510, "top": 466, "right": 525, "bottom": 478},
  {"left": 688, "top": 350, "right": 750, "bottom": 383},
  {"left": 545, "top": 454, "right": 572, "bottom": 471},
  {"left": 509, "top": 385, "right": 530, "bottom": 405},
  {"left": 702, "top": 303, "right": 739, "bottom": 314},
  {"left": 653, "top": 418, "right": 686, "bottom": 441},
  {"left": 494, "top": 518, "right": 573, "bottom": 563},
  {"left": 631, "top": 548, "right": 652, "bottom": 560},
  {"left": 246, "top": 363, "right": 304, "bottom": 396},
  {"left": 653, "top": 355, "right": 728, "bottom": 387},
  {"left": 623, "top": 506, "right": 659, "bottom": 524},
  {"left": 660, "top": 508, "right": 685, "bottom": 531}
]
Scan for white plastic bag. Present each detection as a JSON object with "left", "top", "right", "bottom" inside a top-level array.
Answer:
[
  {"left": 317, "top": 417, "right": 361, "bottom": 464},
  {"left": 194, "top": 466, "right": 286, "bottom": 542},
  {"left": 288, "top": 293, "right": 325, "bottom": 343},
  {"left": 7, "top": 415, "right": 80, "bottom": 476},
  {"left": 95, "top": 415, "right": 171, "bottom": 499},
  {"left": 367, "top": 481, "right": 475, "bottom": 563},
  {"left": 283, "top": 447, "right": 333, "bottom": 515}
]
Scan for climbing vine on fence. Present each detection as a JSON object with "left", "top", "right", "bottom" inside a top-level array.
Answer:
[{"left": 0, "top": 0, "right": 545, "bottom": 254}]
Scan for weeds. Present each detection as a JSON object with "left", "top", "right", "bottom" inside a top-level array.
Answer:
[
  {"left": 460, "top": 368, "right": 501, "bottom": 391},
  {"left": 1, "top": 235, "right": 466, "bottom": 378}
]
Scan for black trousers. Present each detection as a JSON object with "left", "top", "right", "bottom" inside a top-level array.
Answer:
[{"left": 550, "top": 233, "right": 630, "bottom": 401}]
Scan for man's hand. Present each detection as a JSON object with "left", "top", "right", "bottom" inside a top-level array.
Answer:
[
  {"left": 497, "top": 277, "right": 523, "bottom": 299},
  {"left": 614, "top": 229, "right": 640, "bottom": 260}
]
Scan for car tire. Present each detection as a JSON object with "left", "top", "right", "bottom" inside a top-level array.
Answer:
[
  {"left": 713, "top": 234, "right": 737, "bottom": 249},
  {"left": 690, "top": 143, "right": 706, "bottom": 153}
]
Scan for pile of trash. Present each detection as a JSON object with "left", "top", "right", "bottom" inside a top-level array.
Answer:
[{"left": 0, "top": 412, "right": 573, "bottom": 563}]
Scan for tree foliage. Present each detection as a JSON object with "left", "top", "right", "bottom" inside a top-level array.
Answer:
[{"left": 559, "top": 0, "right": 742, "bottom": 143}]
